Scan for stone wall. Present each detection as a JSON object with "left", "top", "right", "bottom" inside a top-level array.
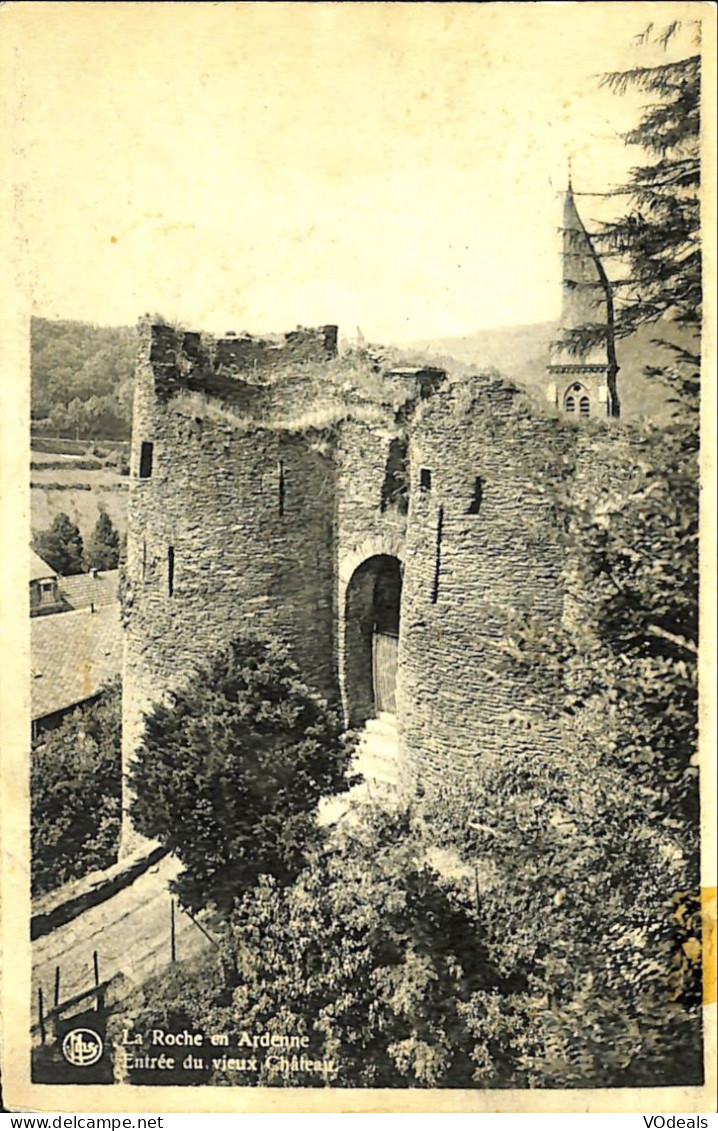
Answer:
[
  {"left": 122, "top": 325, "right": 339, "bottom": 821},
  {"left": 123, "top": 321, "right": 647, "bottom": 824},
  {"left": 398, "top": 376, "right": 571, "bottom": 790}
]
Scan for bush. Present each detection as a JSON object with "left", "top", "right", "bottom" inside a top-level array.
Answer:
[
  {"left": 419, "top": 744, "right": 702, "bottom": 1088},
  {"left": 103, "top": 450, "right": 130, "bottom": 475},
  {"left": 117, "top": 805, "right": 501, "bottom": 1088},
  {"left": 31, "top": 681, "right": 122, "bottom": 896},
  {"left": 30, "top": 459, "right": 103, "bottom": 471},
  {"left": 128, "top": 637, "right": 356, "bottom": 914}
]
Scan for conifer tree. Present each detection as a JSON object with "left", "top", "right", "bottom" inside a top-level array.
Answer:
[
  {"left": 129, "top": 637, "right": 355, "bottom": 914},
  {"left": 84, "top": 509, "right": 121, "bottom": 571},
  {"left": 584, "top": 22, "right": 701, "bottom": 408},
  {"left": 32, "top": 512, "right": 84, "bottom": 576}
]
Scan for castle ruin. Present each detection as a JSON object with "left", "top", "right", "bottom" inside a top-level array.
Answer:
[{"left": 121, "top": 188, "right": 623, "bottom": 827}]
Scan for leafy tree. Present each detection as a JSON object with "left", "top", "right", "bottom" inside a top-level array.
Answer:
[
  {"left": 416, "top": 23, "right": 704, "bottom": 1087},
  {"left": 31, "top": 318, "right": 134, "bottom": 439},
  {"left": 31, "top": 680, "right": 122, "bottom": 896},
  {"left": 117, "top": 805, "right": 501, "bottom": 1088},
  {"left": 128, "top": 637, "right": 356, "bottom": 914},
  {"left": 84, "top": 509, "right": 121, "bottom": 571},
  {"left": 32, "top": 512, "right": 84, "bottom": 576},
  {"left": 420, "top": 701, "right": 701, "bottom": 1087}
]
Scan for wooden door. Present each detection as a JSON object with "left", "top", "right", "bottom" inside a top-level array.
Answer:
[{"left": 372, "top": 631, "right": 398, "bottom": 714}]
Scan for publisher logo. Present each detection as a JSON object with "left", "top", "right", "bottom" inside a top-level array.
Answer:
[{"left": 62, "top": 1027, "right": 103, "bottom": 1067}]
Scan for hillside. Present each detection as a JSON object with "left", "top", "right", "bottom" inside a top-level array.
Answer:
[
  {"left": 410, "top": 319, "right": 696, "bottom": 424},
  {"left": 31, "top": 317, "right": 135, "bottom": 440},
  {"left": 30, "top": 447, "right": 129, "bottom": 543}
]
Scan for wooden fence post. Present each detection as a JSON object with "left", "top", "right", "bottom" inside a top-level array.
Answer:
[{"left": 38, "top": 987, "right": 46, "bottom": 1045}]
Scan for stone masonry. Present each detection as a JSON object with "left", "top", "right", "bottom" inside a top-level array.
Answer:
[{"left": 122, "top": 319, "right": 623, "bottom": 831}]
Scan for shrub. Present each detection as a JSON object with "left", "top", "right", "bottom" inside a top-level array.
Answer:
[
  {"left": 31, "top": 681, "right": 122, "bottom": 896},
  {"left": 128, "top": 637, "right": 356, "bottom": 914},
  {"left": 117, "top": 805, "right": 500, "bottom": 1088}
]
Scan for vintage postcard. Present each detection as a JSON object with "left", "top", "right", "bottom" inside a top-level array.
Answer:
[{"left": 1, "top": 0, "right": 716, "bottom": 1115}]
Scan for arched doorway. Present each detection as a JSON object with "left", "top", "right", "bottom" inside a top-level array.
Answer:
[{"left": 344, "top": 555, "right": 402, "bottom": 727}]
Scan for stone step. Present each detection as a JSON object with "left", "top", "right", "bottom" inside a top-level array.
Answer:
[
  {"left": 364, "top": 713, "right": 398, "bottom": 738},
  {"left": 357, "top": 731, "right": 397, "bottom": 754},
  {"left": 353, "top": 755, "right": 398, "bottom": 783},
  {"left": 319, "top": 716, "right": 400, "bottom": 826},
  {"left": 355, "top": 733, "right": 398, "bottom": 761}
]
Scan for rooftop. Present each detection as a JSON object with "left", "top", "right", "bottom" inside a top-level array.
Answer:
[
  {"left": 58, "top": 569, "right": 119, "bottom": 611},
  {"left": 31, "top": 604, "right": 122, "bottom": 721},
  {"left": 30, "top": 550, "right": 56, "bottom": 581}
]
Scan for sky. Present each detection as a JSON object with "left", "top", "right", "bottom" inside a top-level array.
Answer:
[{"left": 2, "top": 1, "right": 705, "bottom": 343}]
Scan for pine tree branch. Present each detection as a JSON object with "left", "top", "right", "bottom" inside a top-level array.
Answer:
[
  {"left": 645, "top": 624, "right": 697, "bottom": 656},
  {"left": 598, "top": 56, "right": 700, "bottom": 96}
]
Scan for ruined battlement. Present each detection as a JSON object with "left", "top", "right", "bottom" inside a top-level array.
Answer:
[
  {"left": 123, "top": 311, "right": 638, "bottom": 841},
  {"left": 142, "top": 320, "right": 338, "bottom": 404}
]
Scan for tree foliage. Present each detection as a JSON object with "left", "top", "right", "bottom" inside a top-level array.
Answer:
[
  {"left": 32, "top": 512, "right": 84, "bottom": 576},
  {"left": 118, "top": 806, "right": 503, "bottom": 1089},
  {"left": 31, "top": 318, "right": 134, "bottom": 439},
  {"left": 31, "top": 680, "right": 122, "bottom": 896},
  {"left": 128, "top": 638, "right": 356, "bottom": 914},
  {"left": 419, "top": 706, "right": 701, "bottom": 1086},
  {"left": 84, "top": 509, "right": 121, "bottom": 571},
  {"left": 598, "top": 25, "right": 700, "bottom": 338},
  {"left": 414, "top": 25, "right": 704, "bottom": 1086},
  {"left": 570, "top": 24, "right": 701, "bottom": 407}
]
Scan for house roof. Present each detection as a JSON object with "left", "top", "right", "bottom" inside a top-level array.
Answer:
[
  {"left": 30, "top": 550, "right": 56, "bottom": 582},
  {"left": 58, "top": 569, "right": 119, "bottom": 611},
  {"left": 31, "top": 604, "right": 123, "bottom": 720}
]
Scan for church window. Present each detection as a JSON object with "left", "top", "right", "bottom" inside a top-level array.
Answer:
[
  {"left": 167, "top": 546, "right": 175, "bottom": 597},
  {"left": 420, "top": 468, "right": 432, "bottom": 492},
  {"left": 579, "top": 395, "right": 591, "bottom": 417},
  {"left": 139, "top": 441, "right": 153, "bottom": 479},
  {"left": 564, "top": 396, "right": 576, "bottom": 413}
]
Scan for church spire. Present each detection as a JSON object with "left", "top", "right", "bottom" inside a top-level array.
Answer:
[{"left": 546, "top": 177, "right": 620, "bottom": 419}]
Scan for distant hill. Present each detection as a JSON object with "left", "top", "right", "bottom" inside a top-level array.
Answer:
[
  {"left": 31, "top": 317, "right": 135, "bottom": 440},
  {"left": 409, "top": 319, "right": 697, "bottom": 424},
  {"left": 410, "top": 321, "right": 558, "bottom": 385},
  {"left": 31, "top": 315, "right": 697, "bottom": 437}
]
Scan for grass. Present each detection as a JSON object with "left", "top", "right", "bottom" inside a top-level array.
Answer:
[
  {"left": 171, "top": 388, "right": 393, "bottom": 437},
  {"left": 31, "top": 458, "right": 104, "bottom": 471},
  {"left": 31, "top": 485, "right": 128, "bottom": 540},
  {"left": 168, "top": 345, "right": 453, "bottom": 442},
  {"left": 30, "top": 435, "right": 130, "bottom": 455},
  {"left": 31, "top": 443, "right": 129, "bottom": 540}
]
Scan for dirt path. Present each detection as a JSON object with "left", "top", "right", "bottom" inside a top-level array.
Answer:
[{"left": 32, "top": 854, "right": 211, "bottom": 1035}]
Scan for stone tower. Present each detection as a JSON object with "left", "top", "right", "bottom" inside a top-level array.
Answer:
[
  {"left": 121, "top": 320, "right": 582, "bottom": 849},
  {"left": 547, "top": 181, "right": 620, "bottom": 419}
]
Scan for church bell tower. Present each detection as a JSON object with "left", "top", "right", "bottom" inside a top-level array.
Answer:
[{"left": 547, "top": 179, "right": 620, "bottom": 419}]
